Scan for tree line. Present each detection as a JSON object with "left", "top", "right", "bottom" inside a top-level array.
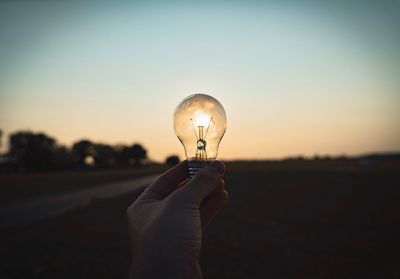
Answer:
[{"left": 0, "top": 130, "right": 180, "bottom": 171}]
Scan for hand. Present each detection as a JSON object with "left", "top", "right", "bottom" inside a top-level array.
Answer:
[{"left": 127, "top": 160, "right": 228, "bottom": 279}]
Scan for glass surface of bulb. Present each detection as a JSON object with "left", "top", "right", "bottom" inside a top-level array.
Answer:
[{"left": 173, "top": 94, "right": 227, "bottom": 175}]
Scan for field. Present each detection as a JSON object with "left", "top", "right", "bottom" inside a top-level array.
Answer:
[
  {"left": 0, "top": 165, "right": 167, "bottom": 203},
  {"left": 1, "top": 160, "right": 400, "bottom": 278}
]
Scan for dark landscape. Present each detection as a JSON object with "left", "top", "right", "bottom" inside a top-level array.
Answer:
[
  {"left": 1, "top": 1, "right": 399, "bottom": 278},
  {"left": 1, "top": 158, "right": 399, "bottom": 279}
]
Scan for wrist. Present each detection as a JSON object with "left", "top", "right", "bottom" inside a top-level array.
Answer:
[
  {"left": 130, "top": 258, "right": 202, "bottom": 279},
  {"left": 129, "top": 248, "right": 202, "bottom": 279}
]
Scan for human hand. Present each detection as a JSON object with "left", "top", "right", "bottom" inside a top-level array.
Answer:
[{"left": 127, "top": 160, "right": 228, "bottom": 279}]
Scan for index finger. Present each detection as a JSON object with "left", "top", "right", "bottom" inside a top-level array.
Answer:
[{"left": 140, "top": 160, "right": 189, "bottom": 200}]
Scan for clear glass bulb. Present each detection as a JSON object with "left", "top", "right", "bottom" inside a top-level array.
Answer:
[{"left": 173, "top": 94, "right": 227, "bottom": 176}]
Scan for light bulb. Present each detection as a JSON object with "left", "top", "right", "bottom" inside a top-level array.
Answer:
[{"left": 173, "top": 94, "right": 227, "bottom": 176}]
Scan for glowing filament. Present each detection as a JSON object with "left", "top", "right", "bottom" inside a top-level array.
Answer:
[{"left": 193, "top": 113, "right": 211, "bottom": 127}]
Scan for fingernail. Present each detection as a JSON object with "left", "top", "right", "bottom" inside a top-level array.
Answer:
[{"left": 209, "top": 160, "right": 225, "bottom": 175}]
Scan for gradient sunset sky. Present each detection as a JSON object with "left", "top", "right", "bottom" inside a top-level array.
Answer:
[{"left": 1, "top": 1, "right": 399, "bottom": 161}]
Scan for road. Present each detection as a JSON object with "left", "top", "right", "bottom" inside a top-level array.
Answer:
[{"left": 0, "top": 174, "right": 158, "bottom": 228}]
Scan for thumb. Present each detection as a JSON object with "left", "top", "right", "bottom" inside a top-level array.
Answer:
[{"left": 173, "top": 161, "right": 225, "bottom": 206}]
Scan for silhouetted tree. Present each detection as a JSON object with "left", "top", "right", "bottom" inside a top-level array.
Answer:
[
  {"left": 166, "top": 155, "right": 180, "bottom": 166},
  {"left": 121, "top": 143, "right": 147, "bottom": 166},
  {"left": 131, "top": 144, "right": 147, "bottom": 165},
  {"left": 114, "top": 144, "right": 128, "bottom": 166},
  {"left": 93, "top": 143, "right": 117, "bottom": 168},
  {"left": 53, "top": 145, "right": 75, "bottom": 169},
  {"left": 72, "top": 140, "right": 96, "bottom": 167},
  {"left": 9, "top": 131, "right": 57, "bottom": 170}
]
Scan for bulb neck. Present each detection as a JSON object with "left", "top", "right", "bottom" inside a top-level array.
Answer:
[{"left": 188, "top": 158, "right": 214, "bottom": 177}]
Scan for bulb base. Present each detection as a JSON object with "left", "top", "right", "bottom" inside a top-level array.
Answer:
[{"left": 188, "top": 159, "right": 214, "bottom": 177}]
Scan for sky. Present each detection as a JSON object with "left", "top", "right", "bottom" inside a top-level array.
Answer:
[{"left": 0, "top": 0, "right": 399, "bottom": 161}]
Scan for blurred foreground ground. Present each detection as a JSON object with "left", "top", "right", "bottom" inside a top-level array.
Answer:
[{"left": 1, "top": 160, "right": 400, "bottom": 279}]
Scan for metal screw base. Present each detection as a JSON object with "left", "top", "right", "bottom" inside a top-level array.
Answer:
[{"left": 188, "top": 159, "right": 213, "bottom": 177}]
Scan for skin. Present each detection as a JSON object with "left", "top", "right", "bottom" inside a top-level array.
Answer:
[{"left": 127, "top": 160, "right": 228, "bottom": 279}]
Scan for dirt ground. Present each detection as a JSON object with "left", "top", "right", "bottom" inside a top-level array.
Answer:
[{"left": 1, "top": 161, "right": 399, "bottom": 278}]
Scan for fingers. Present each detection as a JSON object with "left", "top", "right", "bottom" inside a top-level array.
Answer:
[
  {"left": 140, "top": 160, "right": 189, "bottom": 200},
  {"left": 208, "top": 160, "right": 226, "bottom": 176},
  {"left": 200, "top": 189, "right": 229, "bottom": 230},
  {"left": 173, "top": 161, "right": 225, "bottom": 206},
  {"left": 201, "top": 179, "right": 225, "bottom": 206}
]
